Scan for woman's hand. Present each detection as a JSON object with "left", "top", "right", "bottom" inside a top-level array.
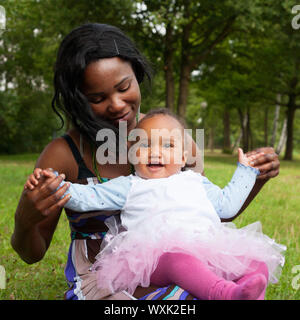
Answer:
[
  {"left": 238, "top": 148, "right": 264, "bottom": 168},
  {"left": 246, "top": 147, "right": 280, "bottom": 180},
  {"left": 20, "top": 168, "right": 71, "bottom": 227},
  {"left": 12, "top": 168, "right": 71, "bottom": 263}
]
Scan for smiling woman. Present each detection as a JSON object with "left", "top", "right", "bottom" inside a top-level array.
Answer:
[
  {"left": 82, "top": 58, "right": 141, "bottom": 132},
  {"left": 51, "top": 23, "right": 152, "bottom": 150}
]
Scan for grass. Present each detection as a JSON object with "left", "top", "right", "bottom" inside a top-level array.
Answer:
[
  {"left": 0, "top": 153, "right": 69, "bottom": 300},
  {"left": 0, "top": 151, "right": 299, "bottom": 300}
]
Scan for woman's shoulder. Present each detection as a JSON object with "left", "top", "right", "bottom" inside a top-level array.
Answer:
[{"left": 35, "top": 131, "right": 79, "bottom": 179}]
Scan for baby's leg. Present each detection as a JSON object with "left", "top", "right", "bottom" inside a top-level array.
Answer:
[{"left": 150, "top": 253, "right": 266, "bottom": 300}]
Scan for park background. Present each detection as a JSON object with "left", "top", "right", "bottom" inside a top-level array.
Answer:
[{"left": 0, "top": 0, "right": 299, "bottom": 300}]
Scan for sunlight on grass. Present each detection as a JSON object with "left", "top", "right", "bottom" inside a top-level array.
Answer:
[{"left": 0, "top": 152, "right": 299, "bottom": 300}]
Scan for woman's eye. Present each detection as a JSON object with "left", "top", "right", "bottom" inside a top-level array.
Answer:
[
  {"left": 89, "top": 97, "right": 105, "bottom": 104},
  {"left": 119, "top": 82, "right": 131, "bottom": 92}
]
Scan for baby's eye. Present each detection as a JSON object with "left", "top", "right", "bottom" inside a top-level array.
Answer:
[
  {"left": 139, "top": 142, "right": 149, "bottom": 148},
  {"left": 163, "top": 142, "right": 174, "bottom": 148}
]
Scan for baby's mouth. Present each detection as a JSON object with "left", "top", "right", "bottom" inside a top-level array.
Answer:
[
  {"left": 147, "top": 161, "right": 164, "bottom": 168},
  {"left": 147, "top": 163, "right": 164, "bottom": 167}
]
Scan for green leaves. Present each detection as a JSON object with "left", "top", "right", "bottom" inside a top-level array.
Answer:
[{"left": 0, "top": 0, "right": 299, "bottom": 156}]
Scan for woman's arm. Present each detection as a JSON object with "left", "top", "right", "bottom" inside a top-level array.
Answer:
[{"left": 11, "top": 138, "right": 73, "bottom": 264}]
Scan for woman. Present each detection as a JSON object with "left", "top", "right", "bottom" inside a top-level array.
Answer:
[{"left": 11, "top": 23, "right": 280, "bottom": 300}]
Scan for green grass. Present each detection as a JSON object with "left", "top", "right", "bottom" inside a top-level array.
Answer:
[
  {"left": 0, "top": 152, "right": 299, "bottom": 300},
  {"left": 0, "top": 153, "right": 69, "bottom": 300}
]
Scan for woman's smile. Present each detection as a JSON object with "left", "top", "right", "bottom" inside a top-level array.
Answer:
[
  {"left": 111, "top": 110, "right": 132, "bottom": 125},
  {"left": 82, "top": 57, "right": 141, "bottom": 131}
]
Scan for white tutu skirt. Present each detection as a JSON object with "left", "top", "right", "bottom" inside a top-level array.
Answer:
[{"left": 93, "top": 213, "right": 286, "bottom": 295}]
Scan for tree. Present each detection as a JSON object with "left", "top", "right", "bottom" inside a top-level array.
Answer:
[
  {"left": 0, "top": 0, "right": 138, "bottom": 153},
  {"left": 190, "top": 0, "right": 300, "bottom": 158},
  {"left": 134, "top": 0, "right": 272, "bottom": 120},
  {"left": 251, "top": 1, "right": 300, "bottom": 160}
]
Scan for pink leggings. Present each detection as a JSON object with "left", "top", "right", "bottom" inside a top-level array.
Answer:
[{"left": 150, "top": 253, "right": 269, "bottom": 300}]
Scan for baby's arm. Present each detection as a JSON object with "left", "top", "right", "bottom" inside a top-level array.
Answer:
[
  {"left": 61, "top": 176, "right": 131, "bottom": 212},
  {"left": 24, "top": 168, "right": 47, "bottom": 190},
  {"left": 24, "top": 169, "right": 131, "bottom": 213},
  {"left": 202, "top": 148, "right": 262, "bottom": 219}
]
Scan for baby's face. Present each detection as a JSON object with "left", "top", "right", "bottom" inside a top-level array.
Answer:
[{"left": 132, "top": 115, "right": 187, "bottom": 179}]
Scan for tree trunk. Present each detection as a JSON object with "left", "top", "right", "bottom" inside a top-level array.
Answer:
[
  {"left": 223, "top": 107, "right": 231, "bottom": 153},
  {"left": 174, "top": 8, "right": 236, "bottom": 119},
  {"left": 270, "top": 94, "right": 281, "bottom": 147},
  {"left": 264, "top": 106, "right": 269, "bottom": 146},
  {"left": 164, "top": 22, "right": 175, "bottom": 112},
  {"left": 177, "top": 16, "right": 192, "bottom": 119},
  {"left": 284, "top": 94, "right": 297, "bottom": 160},
  {"left": 238, "top": 108, "right": 249, "bottom": 152},
  {"left": 177, "top": 63, "right": 191, "bottom": 119},
  {"left": 208, "top": 127, "right": 215, "bottom": 152},
  {"left": 232, "top": 110, "right": 248, "bottom": 152},
  {"left": 246, "top": 106, "right": 252, "bottom": 152},
  {"left": 276, "top": 117, "right": 287, "bottom": 155}
]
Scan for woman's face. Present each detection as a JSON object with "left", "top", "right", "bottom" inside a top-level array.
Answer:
[{"left": 81, "top": 57, "right": 141, "bottom": 132}]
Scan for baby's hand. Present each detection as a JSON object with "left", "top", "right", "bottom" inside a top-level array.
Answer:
[
  {"left": 238, "top": 148, "right": 264, "bottom": 168},
  {"left": 24, "top": 168, "right": 60, "bottom": 190}
]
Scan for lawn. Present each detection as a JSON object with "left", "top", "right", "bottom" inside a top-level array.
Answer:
[{"left": 0, "top": 152, "right": 299, "bottom": 300}]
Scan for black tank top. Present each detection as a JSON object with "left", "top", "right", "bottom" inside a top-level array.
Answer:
[{"left": 62, "top": 134, "right": 95, "bottom": 180}]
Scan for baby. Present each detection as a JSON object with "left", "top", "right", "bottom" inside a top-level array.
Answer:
[{"left": 25, "top": 109, "right": 285, "bottom": 300}]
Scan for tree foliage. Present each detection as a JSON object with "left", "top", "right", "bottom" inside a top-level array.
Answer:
[{"left": 0, "top": 0, "right": 299, "bottom": 158}]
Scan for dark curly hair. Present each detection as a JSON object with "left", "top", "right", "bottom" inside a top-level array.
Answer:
[{"left": 51, "top": 23, "right": 152, "bottom": 147}]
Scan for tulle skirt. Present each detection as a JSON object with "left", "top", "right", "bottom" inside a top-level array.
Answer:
[{"left": 93, "top": 214, "right": 286, "bottom": 295}]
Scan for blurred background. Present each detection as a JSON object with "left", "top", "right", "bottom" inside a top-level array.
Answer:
[{"left": 0, "top": 0, "right": 299, "bottom": 159}]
